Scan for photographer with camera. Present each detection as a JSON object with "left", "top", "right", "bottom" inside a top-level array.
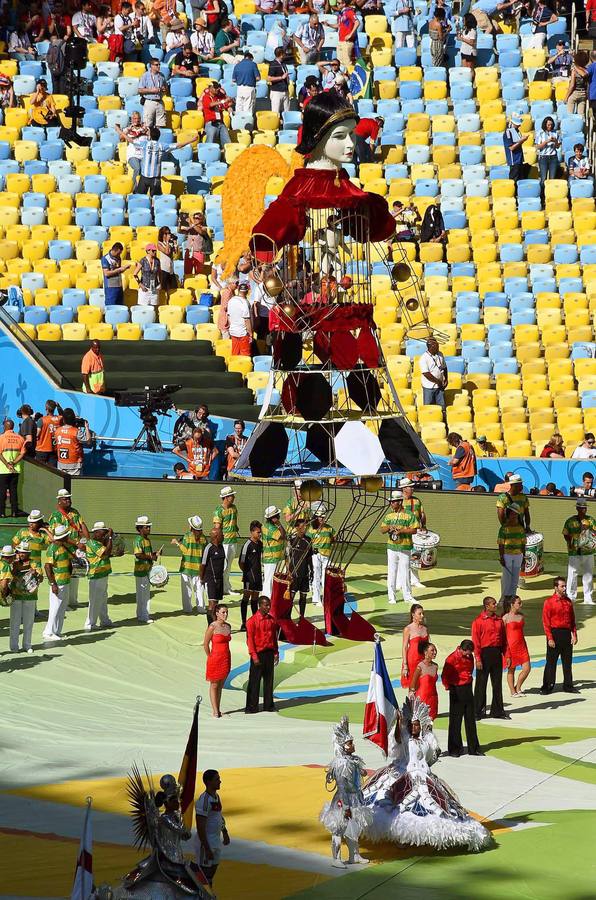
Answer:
[{"left": 54, "top": 408, "right": 91, "bottom": 477}]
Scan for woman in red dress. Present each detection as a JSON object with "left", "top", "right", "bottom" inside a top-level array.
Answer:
[
  {"left": 409, "top": 641, "right": 439, "bottom": 720},
  {"left": 502, "top": 596, "right": 531, "bottom": 697},
  {"left": 204, "top": 603, "right": 232, "bottom": 717},
  {"left": 401, "top": 604, "right": 429, "bottom": 689}
]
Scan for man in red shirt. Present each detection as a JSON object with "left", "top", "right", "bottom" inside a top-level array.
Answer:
[
  {"left": 328, "top": 0, "right": 360, "bottom": 68},
  {"left": 441, "top": 639, "right": 482, "bottom": 757},
  {"left": 472, "top": 596, "right": 509, "bottom": 720},
  {"left": 353, "top": 116, "right": 384, "bottom": 169},
  {"left": 541, "top": 576, "right": 578, "bottom": 695},
  {"left": 245, "top": 596, "right": 279, "bottom": 714},
  {"left": 201, "top": 82, "right": 232, "bottom": 147}
]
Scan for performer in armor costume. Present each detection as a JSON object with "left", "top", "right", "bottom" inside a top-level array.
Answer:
[
  {"left": 320, "top": 715, "right": 372, "bottom": 869},
  {"left": 96, "top": 771, "right": 212, "bottom": 899},
  {"left": 363, "top": 697, "right": 492, "bottom": 852}
]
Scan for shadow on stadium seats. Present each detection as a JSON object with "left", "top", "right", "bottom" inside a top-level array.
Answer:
[{"left": 0, "top": 651, "right": 60, "bottom": 674}]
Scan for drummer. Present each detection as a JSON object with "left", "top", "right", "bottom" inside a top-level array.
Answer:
[
  {"left": 284, "top": 480, "right": 310, "bottom": 533},
  {"left": 134, "top": 515, "right": 158, "bottom": 625},
  {"left": 563, "top": 500, "right": 595, "bottom": 605},
  {"left": 43, "top": 523, "right": 74, "bottom": 642},
  {"left": 380, "top": 490, "right": 418, "bottom": 604},
  {"left": 12, "top": 509, "right": 50, "bottom": 618},
  {"left": 7, "top": 541, "right": 41, "bottom": 654},
  {"left": 85, "top": 522, "right": 114, "bottom": 630},
  {"left": 399, "top": 477, "right": 428, "bottom": 590},
  {"left": 496, "top": 474, "right": 531, "bottom": 532},
  {"left": 49, "top": 489, "right": 90, "bottom": 611},
  {"left": 172, "top": 515, "right": 207, "bottom": 614},
  {"left": 498, "top": 505, "right": 526, "bottom": 602}
]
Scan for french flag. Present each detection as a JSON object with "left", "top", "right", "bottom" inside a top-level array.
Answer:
[{"left": 362, "top": 637, "right": 398, "bottom": 756}]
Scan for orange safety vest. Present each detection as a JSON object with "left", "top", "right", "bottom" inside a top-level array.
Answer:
[
  {"left": 37, "top": 414, "right": 63, "bottom": 453},
  {"left": 184, "top": 439, "right": 212, "bottom": 479},
  {"left": 452, "top": 441, "right": 476, "bottom": 480},
  {"left": 54, "top": 425, "right": 83, "bottom": 464}
]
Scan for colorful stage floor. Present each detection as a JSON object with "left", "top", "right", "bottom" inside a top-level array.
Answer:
[{"left": 1, "top": 549, "right": 595, "bottom": 899}]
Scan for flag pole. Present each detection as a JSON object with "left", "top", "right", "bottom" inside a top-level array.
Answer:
[{"left": 80, "top": 797, "right": 92, "bottom": 900}]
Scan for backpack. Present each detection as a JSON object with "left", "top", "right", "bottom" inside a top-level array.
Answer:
[{"left": 46, "top": 42, "right": 65, "bottom": 77}]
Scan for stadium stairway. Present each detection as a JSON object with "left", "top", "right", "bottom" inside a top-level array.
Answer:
[{"left": 34, "top": 340, "right": 256, "bottom": 420}]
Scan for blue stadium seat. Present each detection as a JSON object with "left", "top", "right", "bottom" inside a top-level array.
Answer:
[
  {"left": 185, "top": 306, "right": 211, "bottom": 325},
  {"left": 144, "top": 324, "right": 168, "bottom": 341},
  {"left": 49, "top": 307, "right": 74, "bottom": 326},
  {"left": 62, "top": 290, "right": 87, "bottom": 309},
  {"left": 24, "top": 308, "right": 48, "bottom": 326}
]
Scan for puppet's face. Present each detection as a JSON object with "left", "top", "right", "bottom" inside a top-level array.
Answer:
[{"left": 319, "top": 120, "right": 357, "bottom": 166}]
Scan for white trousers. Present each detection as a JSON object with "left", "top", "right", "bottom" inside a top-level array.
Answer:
[
  {"left": 567, "top": 555, "right": 594, "bottom": 603},
  {"left": 395, "top": 31, "right": 415, "bottom": 48},
  {"left": 387, "top": 549, "right": 412, "bottom": 603},
  {"left": 142, "top": 99, "right": 167, "bottom": 127},
  {"left": 136, "top": 575, "right": 151, "bottom": 622},
  {"left": 223, "top": 542, "right": 236, "bottom": 594},
  {"left": 270, "top": 91, "right": 289, "bottom": 116},
  {"left": 44, "top": 583, "right": 70, "bottom": 637},
  {"left": 312, "top": 553, "right": 329, "bottom": 605},
  {"left": 10, "top": 599, "right": 35, "bottom": 651},
  {"left": 501, "top": 553, "right": 523, "bottom": 599},
  {"left": 235, "top": 85, "right": 256, "bottom": 116},
  {"left": 69, "top": 578, "right": 79, "bottom": 608},
  {"left": 410, "top": 565, "right": 423, "bottom": 588},
  {"left": 263, "top": 562, "right": 278, "bottom": 598},
  {"left": 181, "top": 573, "right": 205, "bottom": 612},
  {"left": 86, "top": 576, "right": 110, "bottom": 627}
]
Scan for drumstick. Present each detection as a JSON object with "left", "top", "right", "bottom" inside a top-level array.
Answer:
[{"left": 157, "top": 544, "right": 164, "bottom": 556}]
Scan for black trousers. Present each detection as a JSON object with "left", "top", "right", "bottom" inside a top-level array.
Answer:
[
  {"left": 542, "top": 627, "right": 574, "bottom": 690},
  {"left": 448, "top": 683, "right": 480, "bottom": 754},
  {"left": 353, "top": 134, "right": 372, "bottom": 169},
  {"left": 474, "top": 646, "right": 505, "bottom": 717},
  {"left": 135, "top": 175, "right": 162, "bottom": 196},
  {"left": 0, "top": 472, "right": 19, "bottom": 515},
  {"left": 509, "top": 162, "right": 528, "bottom": 189},
  {"left": 245, "top": 648, "right": 275, "bottom": 712}
]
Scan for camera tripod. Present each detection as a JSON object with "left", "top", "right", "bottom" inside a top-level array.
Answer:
[{"left": 131, "top": 411, "right": 163, "bottom": 453}]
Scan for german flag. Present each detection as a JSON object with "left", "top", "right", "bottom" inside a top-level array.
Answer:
[{"left": 178, "top": 698, "right": 200, "bottom": 830}]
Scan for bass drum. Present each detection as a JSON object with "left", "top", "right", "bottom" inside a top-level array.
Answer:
[
  {"left": 411, "top": 530, "right": 440, "bottom": 569},
  {"left": 112, "top": 534, "right": 126, "bottom": 557},
  {"left": 523, "top": 532, "right": 544, "bottom": 577},
  {"left": 149, "top": 564, "right": 169, "bottom": 587}
]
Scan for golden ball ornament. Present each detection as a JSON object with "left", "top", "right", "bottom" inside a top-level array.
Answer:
[
  {"left": 360, "top": 475, "right": 384, "bottom": 493},
  {"left": 300, "top": 480, "right": 323, "bottom": 501},
  {"left": 264, "top": 273, "right": 284, "bottom": 297},
  {"left": 391, "top": 262, "right": 412, "bottom": 283},
  {"left": 280, "top": 301, "right": 297, "bottom": 319},
  {"left": 405, "top": 297, "right": 420, "bottom": 312}
]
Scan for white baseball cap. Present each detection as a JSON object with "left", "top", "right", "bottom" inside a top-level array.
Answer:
[
  {"left": 1, "top": 545, "right": 15, "bottom": 557},
  {"left": 390, "top": 490, "right": 403, "bottom": 501},
  {"left": 311, "top": 502, "right": 327, "bottom": 517},
  {"left": 135, "top": 515, "right": 152, "bottom": 527},
  {"left": 220, "top": 486, "right": 236, "bottom": 499},
  {"left": 28, "top": 509, "right": 43, "bottom": 523},
  {"left": 265, "top": 505, "right": 280, "bottom": 518},
  {"left": 508, "top": 474, "right": 522, "bottom": 484},
  {"left": 92, "top": 521, "right": 107, "bottom": 532},
  {"left": 52, "top": 524, "right": 71, "bottom": 540},
  {"left": 188, "top": 515, "right": 203, "bottom": 530},
  {"left": 15, "top": 541, "right": 31, "bottom": 553},
  {"left": 398, "top": 477, "right": 414, "bottom": 488},
  {"left": 56, "top": 488, "right": 71, "bottom": 499}
]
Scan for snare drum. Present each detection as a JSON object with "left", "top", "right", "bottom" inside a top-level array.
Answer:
[
  {"left": 111, "top": 534, "right": 125, "bottom": 557},
  {"left": 411, "top": 530, "right": 440, "bottom": 569},
  {"left": 149, "top": 564, "right": 169, "bottom": 587},
  {"left": 523, "top": 531, "right": 544, "bottom": 577},
  {"left": 18, "top": 568, "right": 40, "bottom": 594},
  {"left": 577, "top": 528, "right": 596, "bottom": 554},
  {"left": 72, "top": 551, "right": 90, "bottom": 578}
]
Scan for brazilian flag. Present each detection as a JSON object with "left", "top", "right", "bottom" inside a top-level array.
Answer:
[{"left": 349, "top": 57, "right": 373, "bottom": 101}]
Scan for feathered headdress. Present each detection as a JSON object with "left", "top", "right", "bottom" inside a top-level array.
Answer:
[
  {"left": 332, "top": 714, "right": 353, "bottom": 755},
  {"left": 126, "top": 762, "right": 156, "bottom": 850},
  {"left": 402, "top": 695, "right": 433, "bottom": 735}
]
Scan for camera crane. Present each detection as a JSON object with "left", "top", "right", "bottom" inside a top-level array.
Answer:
[{"left": 114, "top": 385, "right": 182, "bottom": 453}]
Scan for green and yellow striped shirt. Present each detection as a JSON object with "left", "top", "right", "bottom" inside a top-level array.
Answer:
[
  {"left": 48, "top": 507, "right": 85, "bottom": 535},
  {"left": 563, "top": 515, "right": 596, "bottom": 556},
  {"left": 178, "top": 530, "right": 207, "bottom": 575},
  {"left": 47, "top": 541, "right": 72, "bottom": 586},
  {"left": 306, "top": 523, "right": 334, "bottom": 557},
  {"left": 382, "top": 509, "right": 417, "bottom": 551},
  {"left": 11, "top": 564, "right": 40, "bottom": 601},
  {"left": 262, "top": 521, "right": 286, "bottom": 564},
  {"left": 86, "top": 538, "right": 112, "bottom": 580},
  {"left": 403, "top": 496, "right": 423, "bottom": 524},
  {"left": 0, "top": 559, "right": 13, "bottom": 581},
  {"left": 213, "top": 504, "right": 239, "bottom": 544},
  {"left": 497, "top": 523, "right": 526, "bottom": 556},
  {"left": 134, "top": 535, "right": 153, "bottom": 577},
  {"left": 12, "top": 527, "right": 49, "bottom": 569},
  {"left": 496, "top": 492, "right": 529, "bottom": 520}
]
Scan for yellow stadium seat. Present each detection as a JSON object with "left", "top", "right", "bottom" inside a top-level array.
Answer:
[
  {"left": 76, "top": 192, "right": 100, "bottom": 209},
  {"left": 566, "top": 310, "right": 591, "bottom": 330},
  {"left": 527, "top": 244, "right": 552, "bottom": 264},
  {"left": 170, "top": 324, "right": 196, "bottom": 341},
  {"left": 544, "top": 180, "right": 569, "bottom": 201},
  {"left": 18, "top": 323, "right": 37, "bottom": 339},
  {"left": 195, "top": 323, "right": 220, "bottom": 343},
  {"left": 98, "top": 95, "right": 122, "bottom": 111},
  {"left": 485, "top": 146, "right": 506, "bottom": 167},
  {"left": 109, "top": 175, "right": 134, "bottom": 195},
  {"left": 88, "top": 42, "right": 110, "bottom": 62},
  {"left": 158, "top": 307, "right": 184, "bottom": 328},
  {"left": 506, "top": 441, "right": 533, "bottom": 457},
  {"left": 419, "top": 243, "right": 444, "bottom": 263},
  {"left": 76, "top": 240, "right": 101, "bottom": 262},
  {"left": 47, "top": 208, "right": 73, "bottom": 228},
  {"left": 365, "top": 13, "right": 388, "bottom": 32},
  {"left": 551, "top": 376, "right": 576, "bottom": 395},
  {"left": 36, "top": 323, "right": 62, "bottom": 341},
  {"left": 34, "top": 289, "right": 59, "bottom": 308},
  {"left": 62, "top": 322, "right": 89, "bottom": 340},
  {"left": 495, "top": 374, "right": 522, "bottom": 392},
  {"left": 169, "top": 289, "right": 193, "bottom": 307},
  {"left": 418, "top": 405, "right": 444, "bottom": 424},
  {"left": 528, "top": 81, "right": 552, "bottom": 102},
  {"left": 22, "top": 241, "right": 47, "bottom": 262},
  {"left": 432, "top": 145, "right": 456, "bottom": 166},
  {"left": 5, "top": 173, "right": 30, "bottom": 196},
  {"left": 423, "top": 81, "right": 447, "bottom": 100},
  {"left": 77, "top": 306, "right": 103, "bottom": 326},
  {"left": 14, "top": 141, "right": 38, "bottom": 163},
  {"left": 89, "top": 323, "right": 114, "bottom": 341},
  {"left": 399, "top": 66, "right": 422, "bottom": 82},
  {"left": 228, "top": 355, "right": 253, "bottom": 376},
  {"left": 568, "top": 326, "right": 594, "bottom": 344},
  {"left": 537, "top": 309, "right": 563, "bottom": 329},
  {"left": 4, "top": 108, "right": 28, "bottom": 130},
  {"left": 544, "top": 343, "right": 570, "bottom": 363},
  {"left": 117, "top": 323, "right": 142, "bottom": 340}
]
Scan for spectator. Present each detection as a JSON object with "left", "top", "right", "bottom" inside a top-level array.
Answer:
[
  {"left": 115, "top": 112, "right": 149, "bottom": 191},
  {"left": 470, "top": 0, "right": 515, "bottom": 34},
  {"left": 133, "top": 244, "right": 162, "bottom": 307},
  {"left": 565, "top": 51, "right": 588, "bottom": 115},
  {"left": 213, "top": 19, "right": 243, "bottom": 64},
  {"left": 157, "top": 226, "right": 179, "bottom": 294},
  {"left": 101, "top": 242, "right": 130, "bottom": 307},
  {"left": 72, "top": 0, "right": 97, "bottom": 42},
  {"left": 174, "top": 428, "right": 218, "bottom": 480},
  {"left": 174, "top": 405, "right": 216, "bottom": 442},
  {"left": 419, "top": 201, "right": 447, "bottom": 248},
  {"left": 528, "top": 0, "right": 557, "bottom": 49},
  {"left": 151, "top": 0, "right": 177, "bottom": 45},
  {"left": 458, "top": 13, "right": 477, "bottom": 68},
  {"left": 447, "top": 433, "right": 477, "bottom": 487},
  {"left": 129, "top": 126, "right": 198, "bottom": 197},
  {"left": 112, "top": 1, "right": 139, "bottom": 61},
  {"left": 191, "top": 16, "right": 215, "bottom": 60},
  {"left": 268, "top": 47, "right": 290, "bottom": 116},
  {"left": 298, "top": 76, "right": 322, "bottom": 111},
  {"left": 420, "top": 337, "right": 448, "bottom": 410},
  {"left": 503, "top": 112, "right": 528, "bottom": 185},
  {"left": 293, "top": 13, "right": 325, "bottom": 64},
  {"left": 546, "top": 40, "right": 573, "bottom": 79},
  {"left": 571, "top": 434, "right": 596, "bottom": 459},
  {"left": 0, "top": 75, "right": 15, "bottom": 111},
  {"left": 227, "top": 283, "right": 253, "bottom": 357},
  {"left": 587, "top": 50, "right": 596, "bottom": 117},
  {"left": 389, "top": 199, "right": 420, "bottom": 246},
  {"left": 17, "top": 406, "right": 36, "bottom": 458},
  {"left": 328, "top": 0, "right": 359, "bottom": 69},
  {"left": 201, "top": 82, "right": 232, "bottom": 146},
  {"left": 204, "top": 0, "right": 223, "bottom": 37},
  {"left": 587, "top": 0, "right": 596, "bottom": 38},
  {"left": 573, "top": 471, "right": 595, "bottom": 497},
  {"left": 393, "top": 0, "right": 415, "bottom": 48},
  {"left": 138, "top": 59, "right": 167, "bottom": 128},
  {"left": 225, "top": 420, "right": 248, "bottom": 476},
  {"left": 164, "top": 19, "right": 190, "bottom": 58},
  {"left": 232, "top": 50, "right": 261, "bottom": 118},
  {"left": 46, "top": 1, "right": 73, "bottom": 39},
  {"left": 428, "top": 7, "right": 448, "bottom": 67},
  {"left": 81, "top": 339, "right": 106, "bottom": 394},
  {"left": 539, "top": 482, "right": 564, "bottom": 496},
  {"left": 540, "top": 433, "right": 565, "bottom": 459},
  {"left": 96, "top": 6, "right": 115, "bottom": 45},
  {"left": 473, "top": 435, "right": 498, "bottom": 457},
  {"left": 0, "top": 419, "right": 27, "bottom": 518},
  {"left": 54, "top": 410, "right": 90, "bottom": 476},
  {"left": 535, "top": 116, "right": 560, "bottom": 184},
  {"left": 132, "top": 2, "right": 155, "bottom": 46},
  {"left": 180, "top": 212, "right": 212, "bottom": 275},
  {"left": 352, "top": 116, "right": 384, "bottom": 168},
  {"left": 27, "top": 80, "right": 61, "bottom": 130},
  {"left": 36, "top": 401, "right": 62, "bottom": 467},
  {"left": 429, "top": 0, "right": 453, "bottom": 24},
  {"left": 567, "top": 143, "right": 590, "bottom": 180},
  {"left": 257, "top": 0, "right": 282, "bottom": 11},
  {"left": 172, "top": 43, "right": 200, "bottom": 86}
]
